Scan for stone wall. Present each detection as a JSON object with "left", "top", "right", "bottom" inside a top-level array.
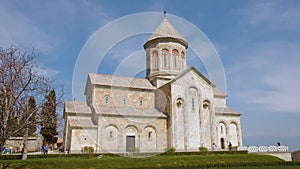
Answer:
[
  {"left": 5, "top": 137, "right": 43, "bottom": 152},
  {"left": 69, "top": 128, "right": 97, "bottom": 153},
  {"left": 94, "top": 86, "right": 155, "bottom": 108},
  {"left": 97, "top": 116, "right": 167, "bottom": 153}
]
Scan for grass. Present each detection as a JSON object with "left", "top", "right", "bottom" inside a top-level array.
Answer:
[
  {"left": 1, "top": 154, "right": 300, "bottom": 169},
  {"left": 222, "top": 166, "right": 300, "bottom": 169}
]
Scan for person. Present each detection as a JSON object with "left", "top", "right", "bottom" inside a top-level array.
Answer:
[
  {"left": 9, "top": 146, "right": 13, "bottom": 154},
  {"left": 3, "top": 146, "right": 8, "bottom": 154},
  {"left": 41, "top": 145, "right": 45, "bottom": 154},
  {"left": 44, "top": 144, "right": 49, "bottom": 154},
  {"left": 212, "top": 143, "right": 217, "bottom": 150},
  {"left": 228, "top": 142, "right": 232, "bottom": 151}
]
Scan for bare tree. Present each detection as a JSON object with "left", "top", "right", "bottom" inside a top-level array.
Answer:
[{"left": 0, "top": 47, "right": 58, "bottom": 160}]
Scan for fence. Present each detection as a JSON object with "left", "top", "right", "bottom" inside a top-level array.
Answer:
[{"left": 237, "top": 146, "right": 289, "bottom": 153}]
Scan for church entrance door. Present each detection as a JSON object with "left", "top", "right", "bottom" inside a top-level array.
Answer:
[
  {"left": 126, "top": 136, "right": 135, "bottom": 152},
  {"left": 220, "top": 138, "right": 225, "bottom": 149}
]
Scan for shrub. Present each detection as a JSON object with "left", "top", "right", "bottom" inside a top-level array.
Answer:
[
  {"left": 199, "top": 146, "right": 208, "bottom": 152},
  {"left": 231, "top": 146, "right": 238, "bottom": 151},
  {"left": 81, "top": 146, "right": 94, "bottom": 154},
  {"left": 164, "top": 147, "right": 176, "bottom": 154}
]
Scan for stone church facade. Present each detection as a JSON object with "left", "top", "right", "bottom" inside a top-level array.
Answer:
[{"left": 63, "top": 17, "right": 243, "bottom": 153}]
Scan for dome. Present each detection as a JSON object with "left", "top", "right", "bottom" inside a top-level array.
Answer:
[{"left": 143, "top": 17, "right": 188, "bottom": 49}]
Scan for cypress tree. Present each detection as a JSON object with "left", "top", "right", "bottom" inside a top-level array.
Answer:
[{"left": 40, "top": 90, "right": 58, "bottom": 144}]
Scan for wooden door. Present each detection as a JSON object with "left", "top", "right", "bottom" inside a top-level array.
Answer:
[{"left": 126, "top": 136, "right": 135, "bottom": 152}]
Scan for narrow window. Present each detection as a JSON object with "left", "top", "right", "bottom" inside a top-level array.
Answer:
[
  {"left": 192, "top": 98, "right": 195, "bottom": 111},
  {"left": 163, "top": 54, "right": 167, "bottom": 67},
  {"left": 221, "top": 126, "right": 224, "bottom": 134},
  {"left": 105, "top": 96, "right": 109, "bottom": 104},
  {"left": 154, "top": 55, "right": 158, "bottom": 69},
  {"left": 172, "top": 49, "right": 178, "bottom": 68},
  {"left": 109, "top": 131, "right": 113, "bottom": 138},
  {"left": 181, "top": 51, "right": 185, "bottom": 58},
  {"left": 123, "top": 97, "right": 127, "bottom": 105},
  {"left": 148, "top": 131, "right": 152, "bottom": 139},
  {"left": 162, "top": 49, "right": 168, "bottom": 68},
  {"left": 174, "top": 54, "right": 177, "bottom": 68},
  {"left": 181, "top": 51, "right": 185, "bottom": 69},
  {"left": 139, "top": 98, "right": 143, "bottom": 106},
  {"left": 153, "top": 51, "right": 158, "bottom": 69}
]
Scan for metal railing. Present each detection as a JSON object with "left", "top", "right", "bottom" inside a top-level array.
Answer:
[{"left": 237, "top": 146, "right": 289, "bottom": 152}]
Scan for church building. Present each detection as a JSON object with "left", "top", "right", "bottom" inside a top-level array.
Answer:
[{"left": 63, "top": 16, "right": 243, "bottom": 153}]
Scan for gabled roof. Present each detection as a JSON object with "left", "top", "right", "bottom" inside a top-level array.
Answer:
[
  {"left": 64, "top": 101, "right": 92, "bottom": 114},
  {"left": 68, "top": 116, "right": 97, "bottom": 128},
  {"left": 164, "top": 67, "right": 228, "bottom": 96},
  {"left": 88, "top": 73, "right": 156, "bottom": 90},
  {"left": 144, "top": 17, "right": 188, "bottom": 48},
  {"left": 215, "top": 107, "right": 241, "bottom": 116},
  {"left": 213, "top": 88, "right": 227, "bottom": 98},
  {"left": 162, "top": 66, "right": 216, "bottom": 88},
  {"left": 92, "top": 105, "right": 167, "bottom": 118}
]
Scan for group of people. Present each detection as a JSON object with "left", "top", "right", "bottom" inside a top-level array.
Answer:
[
  {"left": 0, "top": 145, "right": 15, "bottom": 154},
  {"left": 212, "top": 142, "right": 232, "bottom": 151}
]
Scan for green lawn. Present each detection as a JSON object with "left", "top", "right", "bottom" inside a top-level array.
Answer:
[{"left": 1, "top": 154, "right": 300, "bottom": 169}]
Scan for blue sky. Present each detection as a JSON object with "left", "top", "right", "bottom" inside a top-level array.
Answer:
[{"left": 1, "top": 1, "right": 299, "bottom": 151}]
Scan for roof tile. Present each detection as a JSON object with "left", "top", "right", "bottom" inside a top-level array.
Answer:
[{"left": 89, "top": 73, "right": 156, "bottom": 90}]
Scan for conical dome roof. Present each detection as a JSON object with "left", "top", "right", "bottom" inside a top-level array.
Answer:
[{"left": 144, "top": 17, "right": 188, "bottom": 48}]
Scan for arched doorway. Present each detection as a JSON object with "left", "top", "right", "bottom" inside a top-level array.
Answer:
[
  {"left": 125, "top": 126, "right": 137, "bottom": 152},
  {"left": 220, "top": 138, "right": 225, "bottom": 149}
]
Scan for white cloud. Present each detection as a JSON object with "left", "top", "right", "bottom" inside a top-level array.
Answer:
[
  {"left": 228, "top": 41, "right": 300, "bottom": 113},
  {"left": 232, "top": 1, "right": 300, "bottom": 29},
  {"left": 38, "top": 68, "right": 60, "bottom": 78},
  {"left": 0, "top": 4, "right": 58, "bottom": 53},
  {"left": 113, "top": 50, "right": 146, "bottom": 77}
]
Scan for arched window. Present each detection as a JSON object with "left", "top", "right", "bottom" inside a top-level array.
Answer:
[
  {"left": 152, "top": 51, "right": 158, "bottom": 69},
  {"left": 162, "top": 49, "right": 169, "bottom": 68},
  {"left": 105, "top": 125, "right": 118, "bottom": 141},
  {"left": 172, "top": 49, "right": 179, "bottom": 68},
  {"left": 181, "top": 51, "right": 185, "bottom": 58},
  {"left": 219, "top": 122, "right": 226, "bottom": 135},
  {"left": 203, "top": 100, "right": 210, "bottom": 110},
  {"left": 229, "top": 123, "right": 238, "bottom": 146},
  {"left": 176, "top": 98, "right": 183, "bottom": 107},
  {"left": 181, "top": 51, "right": 185, "bottom": 69},
  {"left": 144, "top": 126, "right": 156, "bottom": 141}
]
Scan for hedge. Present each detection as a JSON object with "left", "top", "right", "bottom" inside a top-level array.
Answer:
[
  {"left": 0, "top": 150, "right": 248, "bottom": 160},
  {"left": 0, "top": 153, "right": 119, "bottom": 160},
  {"left": 160, "top": 150, "right": 248, "bottom": 156}
]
